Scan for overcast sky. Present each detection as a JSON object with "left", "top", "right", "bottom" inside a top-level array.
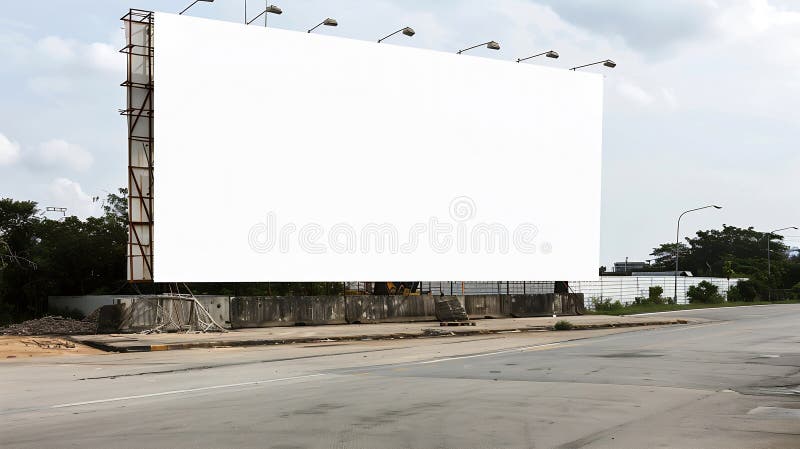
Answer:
[{"left": 1, "top": 0, "right": 798, "bottom": 269}]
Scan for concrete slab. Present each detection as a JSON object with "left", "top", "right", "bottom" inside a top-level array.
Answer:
[{"left": 69, "top": 315, "right": 700, "bottom": 352}]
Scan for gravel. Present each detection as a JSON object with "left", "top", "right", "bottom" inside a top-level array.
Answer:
[{"left": 0, "top": 316, "right": 97, "bottom": 336}]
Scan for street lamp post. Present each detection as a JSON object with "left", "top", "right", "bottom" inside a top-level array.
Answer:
[
  {"left": 570, "top": 59, "right": 616, "bottom": 71},
  {"left": 516, "top": 50, "right": 559, "bottom": 63},
  {"left": 457, "top": 41, "right": 500, "bottom": 54},
  {"left": 674, "top": 205, "right": 722, "bottom": 303},
  {"left": 179, "top": 0, "right": 214, "bottom": 15},
  {"left": 378, "top": 27, "right": 415, "bottom": 43},
  {"left": 308, "top": 18, "right": 338, "bottom": 33},
  {"left": 766, "top": 226, "right": 798, "bottom": 299}
]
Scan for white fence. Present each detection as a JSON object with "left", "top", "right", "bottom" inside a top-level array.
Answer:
[{"left": 568, "top": 276, "right": 747, "bottom": 306}]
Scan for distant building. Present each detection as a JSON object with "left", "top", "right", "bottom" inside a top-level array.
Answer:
[{"left": 613, "top": 261, "right": 648, "bottom": 273}]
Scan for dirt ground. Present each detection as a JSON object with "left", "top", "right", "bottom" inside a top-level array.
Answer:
[{"left": 0, "top": 336, "right": 104, "bottom": 360}]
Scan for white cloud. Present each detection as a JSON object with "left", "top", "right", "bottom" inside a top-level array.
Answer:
[
  {"left": 47, "top": 178, "right": 101, "bottom": 218},
  {"left": 85, "top": 42, "right": 124, "bottom": 74},
  {"left": 36, "top": 35, "right": 76, "bottom": 62},
  {"left": 0, "top": 132, "right": 21, "bottom": 166},
  {"left": 18, "top": 34, "right": 124, "bottom": 77},
  {"left": 660, "top": 87, "right": 679, "bottom": 109},
  {"left": 31, "top": 139, "right": 93, "bottom": 172},
  {"left": 615, "top": 80, "right": 655, "bottom": 106},
  {"left": 27, "top": 75, "right": 71, "bottom": 95}
]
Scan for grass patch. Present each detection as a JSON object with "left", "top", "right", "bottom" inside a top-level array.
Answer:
[
  {"left": 553, "top": 320, "right": 574, "bottom": 330},
  {"left": 588, "top": 300, "right": 800, "bottom": 316}
]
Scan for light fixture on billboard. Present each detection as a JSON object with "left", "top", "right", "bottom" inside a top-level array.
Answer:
[
  {"left": 246, "top": 4, "right": 282, "bottom": 25},
  {"left": 179, "top": 0, "right": 214, "bottom": 15},
  {"left": 516, "top": 50, "right": 559, "bottom": 63},
  {"left": 378, "top": 27, "right": 415, "bottom": 43},
  {"left": 457, "top": 41, "right": 500, "bottom": 54},
  {"left": 570, "top": 59, "right": 616, "bottom": 71},
  {"left": 308, "top": 18, "right": 338, "bottom": 33}
]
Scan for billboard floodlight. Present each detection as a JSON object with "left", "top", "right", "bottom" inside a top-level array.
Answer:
[
  {"left": 308, "top": 18, "right": 338, "bottom": 33},
  {"left": 570, "top": 59, "right": 617, "bottom": 71},
  {"left": 246, "top": 4, "right": 282, "bottom": 25},
  {"left": 378, "top": 27, "right": 416, "bottom": 43},
  {"left": 516, "top": 50, "right": 559, "bottom": 63},
  {"left": 457, "top": 41, "right": 500, "bottom": 54},
  {"left": 179, "top": 0, "right": 214, "bottom": 15}
]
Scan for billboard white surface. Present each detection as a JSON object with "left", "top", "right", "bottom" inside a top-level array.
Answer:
[{"left": 153, "top": 13, "right": 603, "bottom": 282}]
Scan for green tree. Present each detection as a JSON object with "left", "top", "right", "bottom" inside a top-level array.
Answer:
[
  {"left": 651, "top": 225, "right": 793, "bottom": 288},
  {"left": 0, "top": 190, "right": 131, "bottom": 323},
  {"left": 687, "top": 281, "right": 724, "bottom": 304},
  {"left": 650, "top": 242, "right": 691, "bottom": 271}
]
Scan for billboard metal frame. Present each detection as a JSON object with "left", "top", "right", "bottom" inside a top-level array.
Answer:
[{"left": 121, "top": 9, "right": 155, "bottom": 282}]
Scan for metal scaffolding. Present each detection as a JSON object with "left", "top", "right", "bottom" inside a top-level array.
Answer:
[{"left": 121, "top": 9, "right": 155, "bottom": 282}]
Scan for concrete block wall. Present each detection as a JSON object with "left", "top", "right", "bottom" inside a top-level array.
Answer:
[{"left": 49, "top": 295, "right": 137, "bottom": 316}]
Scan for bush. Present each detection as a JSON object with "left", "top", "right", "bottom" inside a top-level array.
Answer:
[
  {"left": 634, "top": 286, "right": 670, "bottom": 306},
  {"left": 726, "top": 284, "right": 744, "bottom": 302},
  {"left": 733, "top": 279, "right": 768, "bottom": 301},
  {"left": 649, "top": 286, "right": 664, "bottom": 301},
  {"left": 592, "top": 297, "right": 624, "bottom": 312},
  {"left": 554, "top": 320, "right": 574, "bottom": 330},
  {"left": 687, "top": 281, "right": 724, "bottom": 304}
]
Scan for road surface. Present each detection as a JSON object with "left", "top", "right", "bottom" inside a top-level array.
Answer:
[{"left": 3, "top": 305, "right": 800, "bottom": 448}]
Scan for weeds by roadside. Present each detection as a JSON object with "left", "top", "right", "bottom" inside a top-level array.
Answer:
[
  {"left": 553, "top": 320, "right": 574, "bottom": 330},
  {"left": 587, "top": 300, "right": 800, "bottom": 316}
]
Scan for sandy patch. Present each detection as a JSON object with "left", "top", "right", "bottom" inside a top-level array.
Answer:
[{"left": 0, "top": 336, "right": 104, "bottom": 360}]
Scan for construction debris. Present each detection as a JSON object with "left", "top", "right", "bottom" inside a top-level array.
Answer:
[
  {"left": 422, "top": 328, "right": 455, "bottom": 336},
  {"left": 123, "top": 295, "right": 227, "bottom": 334},
  {"left": 434, "top": 297, "right": 470, "bottom": 322},
  {"left": 82, "top": 307, "right": 102, "bottom": 324},
  {"left": 0, "top": 316, "right": 97, "bottom": 336},
  {"left": 21, "top": 338, "right": 76, "bottom": 349}
]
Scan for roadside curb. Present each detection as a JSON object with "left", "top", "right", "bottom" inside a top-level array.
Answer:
[{"left": 71, "top": 319, "right": 690, "bottom": 353}]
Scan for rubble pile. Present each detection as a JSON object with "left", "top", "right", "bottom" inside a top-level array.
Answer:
[
  {"left": 0, "top": 316, "right": 97, "bottom": 336},
  {"left": 82, "top": 307, "right": 102, "bottom": 324}
]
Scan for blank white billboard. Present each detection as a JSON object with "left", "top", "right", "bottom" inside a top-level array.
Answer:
[{"left": 153, "top": 12, "right": 603, "bottom": 282}]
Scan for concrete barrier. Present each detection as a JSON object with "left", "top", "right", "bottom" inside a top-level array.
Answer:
[
  {"left": 510, "top": 294, "right": 553, "bottom": 317},
  {"left": 344, "top": 295, "right": 435, "bottom": 323},
  {"left": 116, "top": 296, "right": 231, "bottom": 331},
  {"left": 230, "top": 296, "right": 346, "bottom": 328},
  {"left": 197, "top": 296, "right": 231, "bottom": 328},
  {"left": 557, "top": 293, "right": 586, "bottom": 315},
  {"left": 58, "top": 293, "right": 584, "bottom": 332},
  {"left": 510, "top": 293, "right": 585, "bottom": 317},
  {"left": 464, "top": 295, "right": 511, "bottom": 318},
  {"left": 231, "top": 293, "right": 582, "bottom": 328}
]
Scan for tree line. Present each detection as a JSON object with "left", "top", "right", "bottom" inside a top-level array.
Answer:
[
  {"left": 1, "top": 190, "right": 798, "bottom": 323},
  {"left": 602, "top": 225, "right": 800, "bottom": 301},
  {"left": 0, "top": 190, "right": 341, "bottom": 324}
]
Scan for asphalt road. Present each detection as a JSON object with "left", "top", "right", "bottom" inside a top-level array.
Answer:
[{"left": 3, "top": 304, "right": 800, "bottom": 448}]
